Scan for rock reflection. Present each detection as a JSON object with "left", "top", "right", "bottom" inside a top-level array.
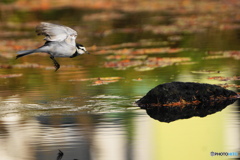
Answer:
[
  {"left": 137, "top": 82, "right": 239, "bottom": 123},
  {"left": 141, "top": 99, "right": 237, "bottom": 123}
]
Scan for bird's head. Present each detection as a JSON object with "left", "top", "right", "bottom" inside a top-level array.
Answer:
[{"left": 76, "top": 43, "right": 89, "bottom": 55}]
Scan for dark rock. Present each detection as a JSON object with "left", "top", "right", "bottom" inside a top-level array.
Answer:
[{"left": 136, "top": 82, "right": 238, "bottom": 122}]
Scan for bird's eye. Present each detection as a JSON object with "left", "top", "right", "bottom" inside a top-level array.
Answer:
[{"left": 80, "top": 47, "right": 86, "bottom": 51}]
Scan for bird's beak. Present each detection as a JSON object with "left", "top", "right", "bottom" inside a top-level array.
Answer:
[{"left": 85, "top": 50, "right": 90, "bottom": 54}]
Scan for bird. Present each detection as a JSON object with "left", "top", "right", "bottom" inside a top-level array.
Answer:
[{"left": 16, "top": 22, "right": 89, "bottom": 71}]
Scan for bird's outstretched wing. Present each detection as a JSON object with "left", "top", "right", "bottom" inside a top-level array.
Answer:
[{"left": 36, "top": 22, "right": 77, "bottom": 41}]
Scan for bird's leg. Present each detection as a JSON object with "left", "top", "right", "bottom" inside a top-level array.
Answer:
[{"left": 50, "top": 56, "right": 60, "bottom": 71}]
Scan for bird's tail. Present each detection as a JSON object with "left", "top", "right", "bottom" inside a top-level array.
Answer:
[{"left": 16, "top": 49, "right": 37, "bottom": 59}]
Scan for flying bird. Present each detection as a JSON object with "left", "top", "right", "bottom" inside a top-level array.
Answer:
[{"left": 16, "top": 22, "right": 89, "bottom": 71}]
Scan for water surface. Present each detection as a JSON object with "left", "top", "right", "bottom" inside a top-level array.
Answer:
[{"left": 0, "top": 2, "right": 240, "bottom": 160}]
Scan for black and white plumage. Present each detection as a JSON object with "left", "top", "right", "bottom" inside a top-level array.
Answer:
[{"left": 16, "top": 22, "right": 89, "bottom": 71}]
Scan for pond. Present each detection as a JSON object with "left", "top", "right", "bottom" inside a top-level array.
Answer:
[{"left": 0, "top": 1, "right": 240, "bottom": 160}]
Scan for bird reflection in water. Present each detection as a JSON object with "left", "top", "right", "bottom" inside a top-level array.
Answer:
[{"left": 56, "top": 150, "right": 78, "bottom": 160}]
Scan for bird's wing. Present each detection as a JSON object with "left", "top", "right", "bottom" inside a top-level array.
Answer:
[{"left": 36, "top": 22, "right": 77, "bottom": 41}]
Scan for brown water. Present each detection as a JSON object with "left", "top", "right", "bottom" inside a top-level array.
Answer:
[{"left": 0, "top": 1, "right": 240, "bottom": 160}]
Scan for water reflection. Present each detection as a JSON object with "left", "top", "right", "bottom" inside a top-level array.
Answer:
[
  {"left": 0, "top": 115, "right": 40, "bottom": 160},
  {"left": 141, "top": 99, "right": 237, "bottom": 123},
  {"left": 0, "top": 110, "right": 141, "bottom": 160},
  {"left": 1, "top": 103, "right": 239, "bottom": 160},
  {"left": 1, "top": 0, "right": 240, "bottom": 159}
]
